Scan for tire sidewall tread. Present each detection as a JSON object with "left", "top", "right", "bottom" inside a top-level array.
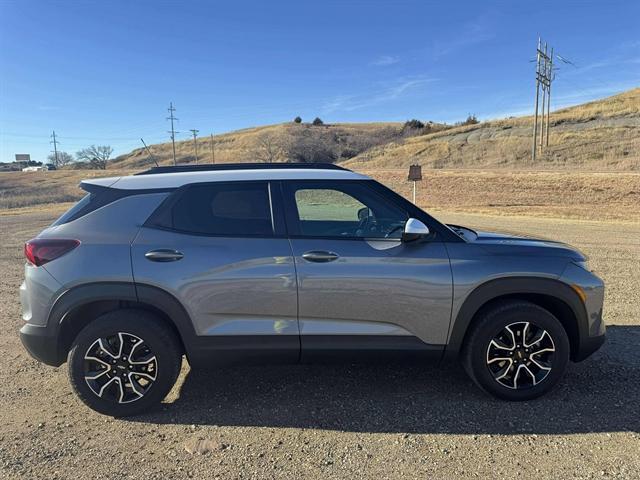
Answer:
[
  {"left": 462, "top": 300, "right": 570, "bottom": 401},
  {"left": 67, "top": 309, "right": 182, "bottom": 417}
]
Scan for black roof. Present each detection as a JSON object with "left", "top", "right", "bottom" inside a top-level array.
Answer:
[{"left": 135, "top": 162, "right": 349, "bottom": 175}]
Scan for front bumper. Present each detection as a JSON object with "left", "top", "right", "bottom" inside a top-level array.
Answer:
[
  {"left": 19, "top": 323, "right": 64, "bottom": 367},
  {"left": 560, "top": 262, "right": 606, "bottom": 362},
  {"left": 574, "top": 331, "right": 606, "bottom": 362}
]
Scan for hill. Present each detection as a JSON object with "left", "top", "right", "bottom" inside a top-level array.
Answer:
[
  {"left": 110, "top": 88, "right": 640, "bottom": 171},
  {"left": 109, "top": 122, "right": 441, "bottom": 169},
  {"left": 343, "top": 88, "right": 640, "bottom": 171}
]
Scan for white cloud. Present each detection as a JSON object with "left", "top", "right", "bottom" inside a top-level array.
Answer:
[
  {"left": 370, "top": 55, "right": 400, "bottom": 67},
  {"left": 322, "top": 76, "right": 437, "bottom": 113}
]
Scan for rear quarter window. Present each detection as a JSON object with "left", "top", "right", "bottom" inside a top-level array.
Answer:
[{"left": 52, "top": 193, "right": 99, "bottom": 226}]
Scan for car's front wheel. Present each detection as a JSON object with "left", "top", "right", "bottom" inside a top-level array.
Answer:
[
  {"left": 462, "top": 301, "right": 570, "bottom": 401},
  {"left": 68, "top": 310, "right": 182, "bottom": 417}
]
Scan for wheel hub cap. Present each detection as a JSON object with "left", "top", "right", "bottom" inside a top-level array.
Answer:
[
  {"left": 83, "top": 332, "right": 158, "bottom": 403},
  {"left": 486, "top": 321, "right": 555, "bottom": 390}
]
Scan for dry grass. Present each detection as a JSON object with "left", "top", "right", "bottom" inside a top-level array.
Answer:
[
  {"left": 366, "top": 169, "right": 640, "bottom": 222},
  {"left": 1, "top": 168, "right": 638, "bottom": 224},
  {"left": 0, "top": 170, "right": 128, "bottom": 209}
]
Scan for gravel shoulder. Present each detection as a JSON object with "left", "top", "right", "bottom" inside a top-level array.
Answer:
[{"left": 1, "top": 208, "right": 638, "bottom": 479}]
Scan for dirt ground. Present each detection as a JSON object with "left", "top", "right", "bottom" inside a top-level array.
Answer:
[{"left": 1, "top": 207, "right": 639, "bottom": 480}]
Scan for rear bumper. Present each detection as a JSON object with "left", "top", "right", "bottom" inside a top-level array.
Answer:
[{"left": 19, "top": 323, "right": 64, "bottom": 367}]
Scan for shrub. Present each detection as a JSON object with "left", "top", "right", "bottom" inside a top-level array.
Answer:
[
  {"left": 463, "top": 114, "right": 479, "bottom": 125},
  {"left": 403, "top": 119, "right": 425, "bottom": 130},
  {"left": 293, "top": 116, "right": 302, "bottom": 123},
  {"left": 312, "top": 117, "right": 324, "bottom": 126}
]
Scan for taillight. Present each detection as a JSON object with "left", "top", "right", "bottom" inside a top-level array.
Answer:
[{"left": 24, "top": 238, "right": 80, "bottom": 266}]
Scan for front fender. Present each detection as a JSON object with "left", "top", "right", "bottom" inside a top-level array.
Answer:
[{"left": 444, "top": 277, "right": 589, "bottom": 360}]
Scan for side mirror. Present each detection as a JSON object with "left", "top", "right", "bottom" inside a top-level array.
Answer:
[
  {"left": 402, "top": 218, "right": 430, "bottom": 242},
  {"left": 357, "top": 207, "right": 371, "bottom": 221}
]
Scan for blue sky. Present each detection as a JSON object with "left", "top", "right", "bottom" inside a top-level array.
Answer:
[{"left": 1, "top": 0, "right": 638, "bottom": 162}]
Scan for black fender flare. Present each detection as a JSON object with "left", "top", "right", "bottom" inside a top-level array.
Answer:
[
  {"left": 46, "top": 281, "right": 200, "bottom": 364},
  {"left": 443, "top": 277, "right": 588, "bottom": 360}
]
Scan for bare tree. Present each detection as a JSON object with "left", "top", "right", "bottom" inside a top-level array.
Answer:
[
  {"left": 286, "top": 129, "right": 335, "bottom": 163},
  {"left": 254, "top": 133, "right": 284, "bottom": 163},
  {"left": 76, "top": 145, "right": 113, "bottom": 170},
  {"left": 47, "top": 151, "right": 74, "bottom": 168}
]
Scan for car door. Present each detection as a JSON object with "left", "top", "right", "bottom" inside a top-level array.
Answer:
[
  {"left": 281, "top": 179, "right": 452, "bottom": 359},
  {"left": 131, "top": 180, "right": 299, "bottom": 364}
]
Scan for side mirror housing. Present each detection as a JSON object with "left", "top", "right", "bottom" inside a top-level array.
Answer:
[{"left": 402, "top": 218, "right": 430, "bottom": 242}]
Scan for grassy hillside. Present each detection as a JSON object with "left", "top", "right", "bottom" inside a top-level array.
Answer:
[
  {"left": 110, "top": 88, "right": 640, "bottom": 171},
  {"left": 110, "top": 122, "right": 418, "bottom": 169},
  {"left": 343, "top": 88, "right": 640, "bottom": 171}
]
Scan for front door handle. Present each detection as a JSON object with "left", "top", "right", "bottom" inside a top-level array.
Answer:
[
  {"left": 145, "top": 249, "right": 184, "bottom": 262},
  {"left": 302, "top": 250, "right": 339, "bottom": 263}
]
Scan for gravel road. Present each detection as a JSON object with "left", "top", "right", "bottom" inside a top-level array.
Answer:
[{"left": 1, "top": 209, "right": 638, "bottom": 479}]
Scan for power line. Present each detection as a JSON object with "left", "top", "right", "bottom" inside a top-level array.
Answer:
[
  {"left": 166, "top": 102, "right": 178, "bottom": 166},
  {"left": 189, "top": 129, "right": 199, "bottom": 164}
]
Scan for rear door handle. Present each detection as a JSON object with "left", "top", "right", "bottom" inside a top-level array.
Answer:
[
  {"left": 145, "top": 249, "right": 184, "bottom": 262},
  {"left": 302, "top": 250, "right": 339, "bottom": 263}
]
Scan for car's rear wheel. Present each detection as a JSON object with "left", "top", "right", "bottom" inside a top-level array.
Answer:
[
  {"left": 68, "top": 310, "right": 182, "bottom": 417},
  {"left": 462, "top": 301, "right": 570, "bottom": 401}
]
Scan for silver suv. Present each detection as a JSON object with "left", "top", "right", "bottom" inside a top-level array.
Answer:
[{"left": 19, "top": 163, "right": 605, "bottom": 416}]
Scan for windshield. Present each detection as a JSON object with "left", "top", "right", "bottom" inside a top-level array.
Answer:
[{"left": 446, "top": 224, "right": 478, "bottom": 242}]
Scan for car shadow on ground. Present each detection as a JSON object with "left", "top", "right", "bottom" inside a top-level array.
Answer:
[{"left": 130, "top": 325, "right": 639, "bottom": 434}]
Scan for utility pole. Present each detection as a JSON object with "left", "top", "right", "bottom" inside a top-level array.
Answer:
[
  {"left": 189, "top": 129, "right": 199, "bottom": 164},
  {"left": 532, "top": 38, "right": 541, "bottom": 163},
  {"left": 539, "top": 42, "right": 548, "bottom": 149},
  {"left": 545, "top": 47, "right": 554, "bottom": 147},
  {"left": 210, "top": 133, "right": 215, "bottom": 164},
  {"left": 166, "top": 102, "right": 178, "bottom": 166},
  {"left": 50, "top": 131, "right": 59, "bottom": 166},
  {"left": 531, "top": 38, "right": 554, "bottom": 162}
]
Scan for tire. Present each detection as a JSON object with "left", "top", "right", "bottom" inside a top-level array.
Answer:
[
  {"left": 462, "top": 301, "right": 570, "bottom": 401},
  {"left": 68, "top": 309, "right": 183, "bottom": 417}
]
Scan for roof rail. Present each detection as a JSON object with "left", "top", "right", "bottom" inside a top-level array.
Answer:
[{"left": 135, "top": 162, "right": 350, "bottom": 175}]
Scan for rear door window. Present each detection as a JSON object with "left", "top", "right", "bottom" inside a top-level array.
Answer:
[{"left": 150, "top": 182, "right": 275, "bottom": 236}]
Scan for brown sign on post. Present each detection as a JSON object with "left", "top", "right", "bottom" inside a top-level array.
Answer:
[
  {"left": 408, "top": 164, "right": 422, "bottom": 181},
  {"left": 408, "top": 164, "right": 422, "bottom": 204}
]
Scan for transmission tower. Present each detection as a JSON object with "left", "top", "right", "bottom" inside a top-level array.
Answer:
[
  {"left": 50, "top": 131, "right": 59, "bottom": 166},
  {"left": 167, "top": 102, "right": 178, "bottom": 165}
]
